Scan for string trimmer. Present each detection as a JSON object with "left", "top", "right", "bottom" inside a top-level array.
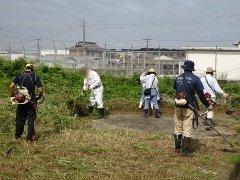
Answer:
[
  {"left": 6, "top": 95, "right": 45, "bottom": 157},
  {"left": 189, "top": 105, "right": 235, "bottom": 148}
]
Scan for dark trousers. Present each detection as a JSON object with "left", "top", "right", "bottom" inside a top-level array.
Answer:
[{"left": 15, "top": 103, "right": 36, "bottom": 141}]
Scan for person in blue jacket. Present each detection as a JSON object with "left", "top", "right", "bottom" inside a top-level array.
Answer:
[{"left": 173, "top": 60, "right": 214, "bottom": 156}]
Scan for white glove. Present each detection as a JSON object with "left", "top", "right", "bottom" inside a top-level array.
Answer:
[
  {"left": 83, "top": 86, "right": 88, "bottom": 91},
  {"left": 89, "top": 85, "right": 94, "bottom": 90}
]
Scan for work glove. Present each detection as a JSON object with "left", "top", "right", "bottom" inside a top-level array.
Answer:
[
  {"left": 208, "top": 104, "right": 214, "bottom": 111},
  {"left": 83, "top": 86, "right": 88, "bottom": 91},
  {"left": 224, "top": 94, "right": 229, "bottom": 100},
  {"left": 89, "top": 85, "right": 94, "bottom": 90},
  {"left": 35, "top": 96, "right": 41, "bottom": 101}
]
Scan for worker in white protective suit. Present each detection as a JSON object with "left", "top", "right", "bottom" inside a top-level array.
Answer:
[
  {"left": 139, "top": 72, "right": 147, "bottom": 108},
  {"left": 200, "top": 67, "right": 229, "bottom": 130},
  {"left": 81, "top": 67, "right": 105, "bottom": 119}
]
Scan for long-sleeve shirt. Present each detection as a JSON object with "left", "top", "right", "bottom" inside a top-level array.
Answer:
[
  {"left": 83, "top": 70, "right": 102, "bottom": 90},
  {"left": 140, "top": 74, "right": 158, "bottom": 89},
  {"left": 140, "top": 72, "right": 147, "bottom": 87},
  {"left": 174, "top": 71, "right": 210, "bottom": 109},
  {"left": 200, "top": 74, "right": 227, "bottom": 99}
]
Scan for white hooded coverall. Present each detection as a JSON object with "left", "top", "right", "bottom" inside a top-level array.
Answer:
[
  {"left": 201, "top": 74, "right": 227, "bottom": 118},
  {"left": 83, "top": 70, "right": 104, "bottom": 108}
]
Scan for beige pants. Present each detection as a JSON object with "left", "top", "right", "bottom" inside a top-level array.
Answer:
[{"left": 174, "top": 107, "right": 194, "bottom": 138}]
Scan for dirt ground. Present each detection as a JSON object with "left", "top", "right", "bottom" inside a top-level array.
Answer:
[
  {"left": 93, "top": 110, "right": 239, "bottom": 179},
  {"left": 96, "top": 110, "right": 238, "bottom": 140}
]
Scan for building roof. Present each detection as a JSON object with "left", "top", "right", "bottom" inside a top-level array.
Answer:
[
  {"left": 182, "top": 46, "right": 240, "bottom": 52},
  {"left": 154, "top": 55, "right": 174, "bottom": 61},
  {"left": 70, "top": 41, "right": 104, "bottom": 52}
]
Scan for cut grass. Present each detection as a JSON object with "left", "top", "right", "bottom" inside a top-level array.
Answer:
[
  {"left": 0, "top": 121, "right": 236, "bottom": 179},
  {"left": 0, "top": 93, "right": 239, "bottom": 179},
  {"left": 0, "top": 59, "right": 239, "bottom": 179}
]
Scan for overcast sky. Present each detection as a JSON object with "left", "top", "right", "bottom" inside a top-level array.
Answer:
[{"left": 0, "top": 0, "right": 240, "bottom": 51}]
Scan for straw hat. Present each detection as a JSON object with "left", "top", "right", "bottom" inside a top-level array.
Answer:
[
  {"left": 147, "top": 68, "right": 156, "bottom": 75},
  {"left": 206, "top": 67, "right": 216, "bottom": 73},
  {"left": 148, "top": 68, "right": 155, "bottom": 73}
]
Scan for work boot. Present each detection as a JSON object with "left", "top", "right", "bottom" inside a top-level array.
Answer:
[
  {"left": 154, "top": 109, "right": 162, "bottom": 118},
  {"left": 143, "top": 109, "right": 148, "bottom": 118},
  {"left": 98, "top": 108, "right": 105, "bottom": 119},
  {"left": 181, "top": 137, "right": 193, "bottom": 157},
  {"left": 205, "top": 118, "right": 213, "bottom": 131},
  {"left": 174, "top": 134, "right": 182, "bottom": 153},
  {"left": 88, "top": 106, "right": 94, "bottom": 114}
]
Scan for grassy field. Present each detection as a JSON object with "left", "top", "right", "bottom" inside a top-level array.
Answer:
[{"left": 0, "top": 58, "right": 239, "bottom": 179}]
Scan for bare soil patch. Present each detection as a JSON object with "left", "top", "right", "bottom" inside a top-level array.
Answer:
[{"left": 96, "top": 112, "right": 237, "bottom": 140}]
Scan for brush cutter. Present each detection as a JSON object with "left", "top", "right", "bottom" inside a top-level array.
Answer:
[
  {"left": 188, "top": 105, "right": 235, "bottom": 148},
  {"left": 222, "top": 97, "right": 240, "bottom": 121},
  {"left": 6, "top": 95, "right": 45, "bottom": 157}
]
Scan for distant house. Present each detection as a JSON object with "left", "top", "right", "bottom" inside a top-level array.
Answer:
[{"left": 69, "top": 41, "right": 104, "bottom": 58}]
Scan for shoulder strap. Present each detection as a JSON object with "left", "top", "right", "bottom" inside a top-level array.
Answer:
[
  {"left": 150, "top": 76, "right": 155, "bottom": 88},
  {"left": 19, "top": 74, "right": 27, "bottom": 87},
  {"left": 205, "top": 76, "right": 216, "bottom": 94},
  {"left": 20, "top": 73, "right": 37, "bottom": 87},
  {"left": 182, "top": 73, "right": 199, "bottom": 109},
  {"left": 182, "top": 73, "right": 194, "bottom": 95},
  {"left": 29, "top": 74, "right": 37, "bottom": 86}
]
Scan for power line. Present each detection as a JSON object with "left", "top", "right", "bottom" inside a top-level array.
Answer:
[
  {"left": 151, "top": 39, "right": 236, "bottom": 43},
  {"left": 0, "top": 39, "right": 36, "bottom": 45}
]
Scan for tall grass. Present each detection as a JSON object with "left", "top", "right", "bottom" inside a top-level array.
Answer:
[{"left": 0, "top": 58, "right": 239, "bottom": 179}]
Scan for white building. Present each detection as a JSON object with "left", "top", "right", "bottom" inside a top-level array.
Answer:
[
  {"left": 40, "top": 49, "right": 69, "bottom": 56},
  {"left": 10, "top": 53, "right": 24, "bottom": 60},
  {"left": 0, "top": 50, "right": 24, "bottom": 60},
  {"left": 183, "top": 46, "right": 240, "bottom": 81}
]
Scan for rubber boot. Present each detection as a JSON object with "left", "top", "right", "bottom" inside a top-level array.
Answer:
[
  {"left": 154, "top": 109, "right": 162, "bottom": 118},
  {"left": 98, "top": 108, "right": 105, "bottom": 119},
  {"left": 205, "top": 118, "right": 213, "bottom": 131},
  {"left": 143, "top": 109, "right": 148, "bottom": 118},
  {"left": 181, "top": 137, "right": 193, "bottom": 157},
  {"left": 88, "top": 106, "right": 94, "bottom": 115},
  {"left": 174, "top": 134, "right": 182, "bottom": 153}
]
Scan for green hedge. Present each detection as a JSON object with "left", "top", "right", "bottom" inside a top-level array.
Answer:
[{"left": 0, "top": 57, "right": 240, "bottom": 107}]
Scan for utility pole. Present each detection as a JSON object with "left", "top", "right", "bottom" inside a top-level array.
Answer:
[
  {"left": 37, "top": 38, "right": 40, "bottom": 61},
  {"left": 82, "top": 18, "right": 86, "bottom": 44},
  {"left": 143, "top": 38, "right": 151, "bottom": 54},
  {"left": 158, "top": 45, "right": 161, "bottom": 75},
  {"left": 8, "top": 44, "right": 11, "bottom": 59},
  {"left": 63, "top": 43, "right": 68, "bottom": 56},
  {"left": 215, "top": 46, "right": 218, "bottom": 77},
  {"left": 82, "top": 19, "right": 86, "bottom": 59},
  {"left": 103, "top": 43, "right": 106, "bottom": 73},
  {"left": 131, "top": 44, "right": 133, "bottom": 73},
  {"left": 21, "top": 44, "right": 26, "bottom": 57},
  {"left": 53, "top": 43, "right": 57, "bottom": 64}
]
